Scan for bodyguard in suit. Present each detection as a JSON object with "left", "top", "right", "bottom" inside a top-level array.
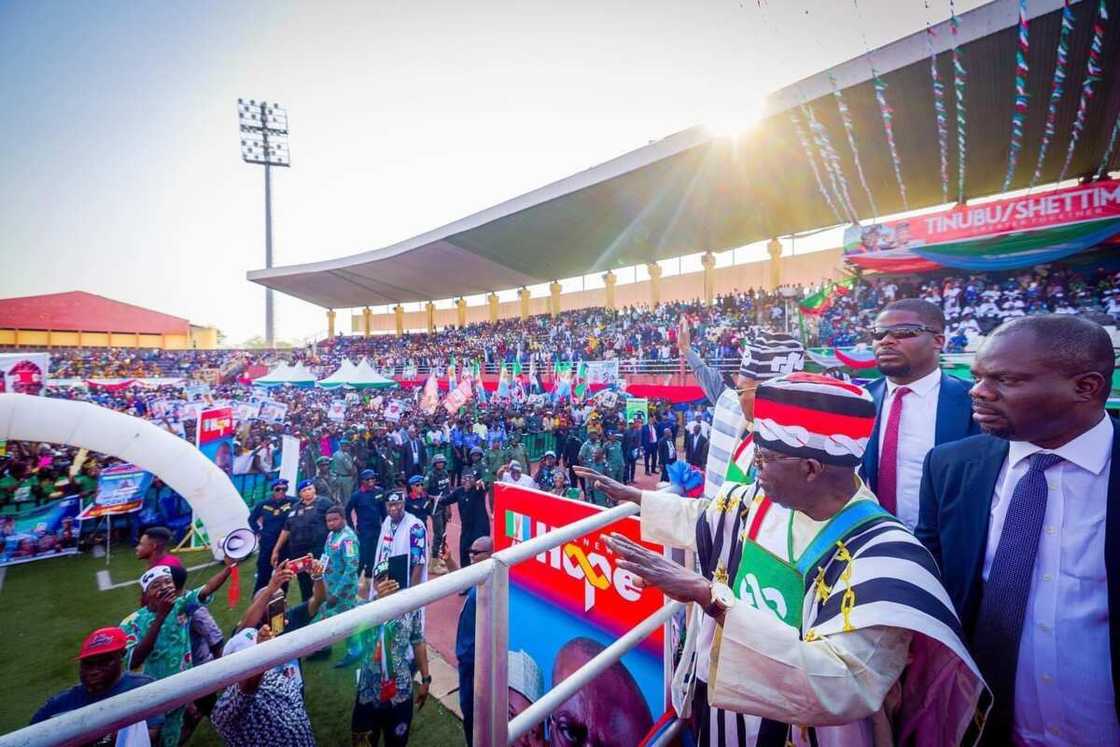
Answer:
[
  {"left": 861, "top": 299, "right": 979, "bottom": 530},
  {"left": 683, "top": 421, "right": 708, "bottom": 468},
  {"left": 917, "top": 315, "right": 1120, "bottom": 745},
  {"left": 398, "top": 423, "right": 428, "bottom": 480}
]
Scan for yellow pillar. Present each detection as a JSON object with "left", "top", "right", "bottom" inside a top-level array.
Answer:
[
  {"left": 135, "top": 332, "right": 141, "bottom": 348},
  {"left": 488, "top": 292, "right": 499, "bottom": 323},
  {"left": 78, "top": 331, "right": 84, "bottom": 349},
  {"left": 425, "top": 301, "right": 435, "bottom": 333},
  {"left": 767, "top": 238, "right": 783, "bottom": 291},
  {"left": 549, "top": 281, "right": 562, "bottom": 318},
  {"left": 394, "top": 305, "right": 404, "bottom": 336},
  {"left": 603, "top": 271, "right": 617, "bottom": 310},
  {"left": 518, "top": 287, "right": 531, "bottom": 321},
  {"left": 456, "top": 298, "right": 467, "bottom": 327},
  {"left": 702, "top": 251, "right": 717, "bottom": 305},
  {"left": 327, "top": 309, "right": 336, "bottom": 337},
  {"left": 362, "top": 307, "right": 372, "bottom": 337},
  {"left": 646, "top": 262, "right": 663, "bottom": 307}
]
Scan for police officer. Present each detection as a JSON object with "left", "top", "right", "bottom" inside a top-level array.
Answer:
[
  {"left": 271, "top": 479, "right": 333, "bottom": 602},
  {"left": 604, "top": 430, "right": 625, "bottom": 483},
  {"left": 404, "top": 474, "right": 433, "bottom": 528},
  {"left": 346, "top": 469, "right": 384, "bottom": 577},
  {"left": 313, "top": 457, "right": 335, "bottom": 504},
  {"left": 249, "top": 478, "right": 294, "bottom": 593},
  {"left": 425, "top": 454, "right": 452, "bottom": 571}
]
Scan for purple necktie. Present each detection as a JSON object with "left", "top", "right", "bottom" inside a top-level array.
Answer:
[{"left": 972, "top": 452, "right": 1063, "bottom": 740}]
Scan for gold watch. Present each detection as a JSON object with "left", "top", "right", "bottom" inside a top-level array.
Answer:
[{"left": 704, "top": 581, "right": 735, "bottom": 619}]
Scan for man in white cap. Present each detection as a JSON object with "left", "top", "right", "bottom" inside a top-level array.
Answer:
[
  {"left": 498, "top": 460, "right": 537, "bottom": 489},
  {"left": 119, "top": 558, "right": 239, "bottom": 746}
]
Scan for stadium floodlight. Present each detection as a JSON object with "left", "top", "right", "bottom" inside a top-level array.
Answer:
[{"left": 238, "top": 98, "right": 291, "bottom": 346}]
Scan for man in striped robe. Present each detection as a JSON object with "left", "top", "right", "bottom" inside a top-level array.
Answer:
[{"left": 583, "top": 373, "right": 988, "bottom": 746}]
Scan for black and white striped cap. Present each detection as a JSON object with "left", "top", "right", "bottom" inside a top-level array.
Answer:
[{"left": 740, "top": 332, "right": 805, "bottom": 381}]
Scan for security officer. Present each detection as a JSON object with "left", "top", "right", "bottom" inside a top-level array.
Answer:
[
  {"left": 404, "top": 474, "right": 433, "bottom": 528},
  {"left": 271, "top": 479, "right": 333, "bottom": 602},
  {"left": 346, "top": 469, "right": 385, "bottom": 577},
  {"left": 507, "top": 435, "right": 529, "bottom": 476},
  {"left": 249, "top": 478, "right": 294, "bottom": 593},
  {"left": 313, "top": 457, "right": 335, "bottom": 504},
  {"left": 604, "top": 430, "right": 625, "bottom": 483},
  {"left": 425, "top": 454, "right": 453, "bottom": 571}
]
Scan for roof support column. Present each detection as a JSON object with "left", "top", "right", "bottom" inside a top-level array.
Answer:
[
  {"left": 767, "top": 238, "right": 783, "bottom": 291},
  {"left": 518, "top": 288, "right": 530, "bottom": 321},
  {"left": 702, "top": 251, "right": 717, "bottom": 306},
  {"left": 646, "top": 262, "right": 662, "bottom": 308},
  {"left": 488, "top": 293, "right": 498, "bottom": 323},
  {"left": 456, "top": 298, "right": 467, "bottom": 328},
  {"left": 548, "top": 281, "right": 561, "bottom": 318},
  {"left": 362, "top": 307, "right": 372, "bottom": 337},
  {"left": 327, "top": 309, "right": 336, "bottom": 338},
  {"left": 603, "top": 271, "right": 616, "bottom": 310},
  {"left": 394, "top": 305, "right": 404, "bottom": 336},
  {"left": 425, "top": 301, "right": 435, "bottom": 333}
]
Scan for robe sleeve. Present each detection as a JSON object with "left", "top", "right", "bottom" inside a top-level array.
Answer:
[
  {"left": 638, "top": 490, "right": 710, "bottom": 550},
  {"left": 708, "top": 605, "right": 911, "bottom": 726}
]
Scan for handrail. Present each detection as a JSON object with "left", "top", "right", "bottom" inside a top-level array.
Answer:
[{"left": 0, "top": 496, "right": 668, "bottom": 747}]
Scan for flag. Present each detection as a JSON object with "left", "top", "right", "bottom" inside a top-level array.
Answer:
[
  {"left": 799, "top": 276, "right": 856, "bottom": 316},
  {"left": 497, "top": 362, "right": 512, "bottom": 398},
  {"left": 573, "top": 361, "right": 588, "bottom": 400},
  {"left": 421, "top": 370, "right": 439, "bottom": 415},
  {"left": 552, "top": 362, "right": 572, "bottom": 402},
  {"left": 447, "top": 356, "right": 457, "bottom": 392},
  {"left": 528, "top": 358, "right": 541, "bottom": 394}
]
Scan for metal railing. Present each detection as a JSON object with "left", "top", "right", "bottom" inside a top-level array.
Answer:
[{"left": 0, "top": 501, "right": 681, "bottom": 747}]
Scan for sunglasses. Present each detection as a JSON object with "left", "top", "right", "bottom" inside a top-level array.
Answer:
[
  {"left": 272, "top": 487, "right": 286, "bottom": 492},
  {"left": 870, "top": 324, "right": 940, "bottom": 341},
  {"left": 753, "top": 450, "right": 802, "bottom": 470}
]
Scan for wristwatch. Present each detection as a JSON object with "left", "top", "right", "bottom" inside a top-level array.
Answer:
[
  {"left": 421, "top": 675, "right": 433, "bottom": 685},
  {"left": 704, "top": 581, "right": 736, "bottom": 619}
]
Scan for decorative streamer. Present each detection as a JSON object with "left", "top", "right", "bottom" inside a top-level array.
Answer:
[
  {"left": 1001, "top": 0, "right": 1030, "bottom": 191},
  {"left": 830, "top": 77, "right": 879, "bottom": 219},
  {"left": 1058, "top": 0, "right": 1109, "bottom": 184},
  {"left": 790, "top": 110, "right": 844, "bottom": 224},
  {"left": 872, "top": 70, "right": 908, "bottom": 210},
  {"left": 803, "top": 103, "right": 859, "bottom": 222},
  {"left": 950, "top": 0, "right": 967, "bottom": 202},
  {"left": 1030, "top": 0, "right": 1075, "bottom": 188},
  {"left": 1097, "top": 110, "right": 1120, "bottom": 180},
  {"left": 926, "top": 20, "right": 951, "bottom": 203}
]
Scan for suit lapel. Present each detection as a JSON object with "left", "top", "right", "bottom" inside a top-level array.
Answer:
[
  {"left": 863, "top": 378, "right": 887, "bottom": 493},
  {"left": 1106, "top": 420, "right": 1120, "bottom": 721},
  {"left": 935, "top": 373, "right": 970, "bottom": 445}
]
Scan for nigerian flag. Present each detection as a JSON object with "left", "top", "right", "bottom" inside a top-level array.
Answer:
[{"left": 799, "top": 276, "right": 856, "bottom": 316}]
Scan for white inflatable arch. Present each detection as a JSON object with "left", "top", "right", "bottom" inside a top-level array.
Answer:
[{"left": 0, "top": 393, "right": 250, "bottom": 558}]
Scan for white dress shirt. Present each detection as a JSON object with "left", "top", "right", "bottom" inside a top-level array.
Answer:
[
  {"left": 982, "top": 414, "right": 1118, "bottom": 746},
  {"left": 876, "top": 367, "right": 941, "bottom": 530}
]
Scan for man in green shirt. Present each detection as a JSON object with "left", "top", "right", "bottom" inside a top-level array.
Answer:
[
  {"left": 507, "top": 435, "right": 529, "bottom": 477},
  {"left": 604, "top": 431, "right": 625, "bottom": 483}
]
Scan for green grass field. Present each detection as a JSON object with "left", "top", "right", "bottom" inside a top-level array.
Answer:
[{"left": 0, "top": 546, "right": 466, "bottom": 745}]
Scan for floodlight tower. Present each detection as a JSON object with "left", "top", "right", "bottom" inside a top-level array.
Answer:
[{"left": 238, "top": 99, "right": 290, "bottom": 346}]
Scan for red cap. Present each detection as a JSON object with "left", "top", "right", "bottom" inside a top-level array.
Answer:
[{"left": 76, "top": 627, "right": 127, "bottom": 660}]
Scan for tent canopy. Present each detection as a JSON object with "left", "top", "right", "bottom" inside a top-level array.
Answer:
[
  {"left": 249, "top": 0, "right": 1120, "bottom": 309},
  {"left": 317, "top": 358, "right": 398, "bottom": 389},
  {"left": 255, "top": 362, "right": 317, "bottom": 387}
]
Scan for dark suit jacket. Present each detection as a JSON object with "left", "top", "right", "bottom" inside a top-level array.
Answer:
[
  {"left": 685, "top": 432, "right": 709, "bottom": 467},
  {"left": 641, "top": 424, "right": 659, "bottom": 451},
  {"left": 915, "top": 422, "right": 1120, "bottom": 722},
  {"left": 657, "top": 437, "right": 677, "bottom": 466},
  {"left": 861, "top": 372, "right": 980, "bottom": 495},
  {"left": 398, "top": 439, "right": 428, "bottom": 478}
]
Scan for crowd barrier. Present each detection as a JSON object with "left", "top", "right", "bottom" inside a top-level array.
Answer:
[{"left": 0, "top": 502, "right": 682, "bottom": 747}]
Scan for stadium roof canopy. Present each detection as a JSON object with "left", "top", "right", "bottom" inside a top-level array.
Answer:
[
  {"left": 0, "top": 291, "right": 191, "bottom": 334},
  {"left": 250, "top": 0, "right": 1120, "bottom": 309}
]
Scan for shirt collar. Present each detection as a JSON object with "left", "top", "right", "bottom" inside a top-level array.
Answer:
[
  {"left": 885, "top": 367, "right": 941, "bottom": 398},
  {"left": 1007, "top": 413, "right": 1113, "bottom": 476}
]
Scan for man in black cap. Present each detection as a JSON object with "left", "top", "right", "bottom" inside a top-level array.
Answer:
[
  {"left": 271, "top": 480, "right": 333, "bottom": 602},
  {"left": 346, "top": 469, "right": 385, "bottom": 578},
  {"left": 313, "top": 457, "right": 335, "bottom": 505},
  {"left": 425, "top": 453, "right": 453, "bottom": 573},
  {"left": 249, "top": 479, "right": 295, "bottom": 593},
  {"left": 439, "top": 470, "right": 492, "bottom": 573}
]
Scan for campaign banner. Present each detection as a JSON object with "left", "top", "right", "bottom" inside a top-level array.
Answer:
[
  {"left": 625, "top": 398, "right": 649, "bottom": 424},
  {"left": 327, "top": 400, "right": 347, "bottom": 423},
  {"left": 197, "top": 405, "right": 235, "bottom": 474},
  {"left": 0, "top": 496, "right": 81, "bottom": 567},
  {"left": 234, "top": 401, "right": 261, "bottom": 423},
  {"left": 0, "top": 353, "right": 49, "bottom": 396},
  {"left": 76, "top": 463, "right": 154, "bottom": 519},
  {"left": 582, "top": 360, "right": 620, "bottom": 386},
  {"left": 383, "top": 399, "right": 405, "bottom": 422},
  {"left": 493, "top": 484, "right": 665, "bottom": 742},
  {"left": 258, "top": 399, "right": 288, "bottom": 424},
  {"left": 279, "top": 435, "right": 300, "bottom": 497}
]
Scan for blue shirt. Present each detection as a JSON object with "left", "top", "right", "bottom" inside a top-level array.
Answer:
[
  {"left": 32, "top": 672, "right": 164, "bottom": 730},
  {"left": 456, "top": 587, "right": 477, "bottom": 665}
]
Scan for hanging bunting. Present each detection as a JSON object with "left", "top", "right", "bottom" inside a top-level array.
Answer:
[
  {"left": 791, "top": 110, "right": 844, "bottom": 224},
  {"left": 1058, "top": 0, "right": 1109, "bottom": 184},
  {"left": 830, "top": 77, "right": 879, "bottom": 219},
  {"left": 1001, "top": 0, "right": 1031, "bottom": 191},
  {"left": 925, "top": 22, "right": 951, "bottom": 203},
  {"left": 872, "top": 70, "right": 908, "bottom": 210},
  {"left": 950, "top": 0, "right": 968, "bottom": 203},
  {"left": 1097, "top": 111, "right": 1120, "bottom": 180},
  {"left": 1030, "top": 0, "right": 1075, "bottom": 188},
  {"left": 803, "top": 103, "right": 859, "bottom": 222}
]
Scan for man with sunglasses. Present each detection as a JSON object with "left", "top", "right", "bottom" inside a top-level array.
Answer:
[
  {"left": 862, "top": 299, "right": 978, "bottom": 530},
  {"left": 249, "top": 478, "right": 294, "bottom": 593},
  {"left": 578, "top": 373, "right": 986, "bottom": 745}
]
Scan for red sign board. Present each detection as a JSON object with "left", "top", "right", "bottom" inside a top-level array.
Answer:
[{"left": 197, "top": 406, "right": 234, "bottom": 447}]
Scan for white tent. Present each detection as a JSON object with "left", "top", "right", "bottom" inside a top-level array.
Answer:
[
  {"left": 316, "top": 358, "right": 359, "bottom": 388},
  {"left": 316, "top": 357, "right": 398, "bottom": 389},
  {"left": 255, "top": 361, "right": 317, "bottom": 387}
]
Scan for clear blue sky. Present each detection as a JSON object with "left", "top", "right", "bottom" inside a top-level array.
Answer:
[{"left": 0, "top": 0, "right": 985, "bottom": 344}]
